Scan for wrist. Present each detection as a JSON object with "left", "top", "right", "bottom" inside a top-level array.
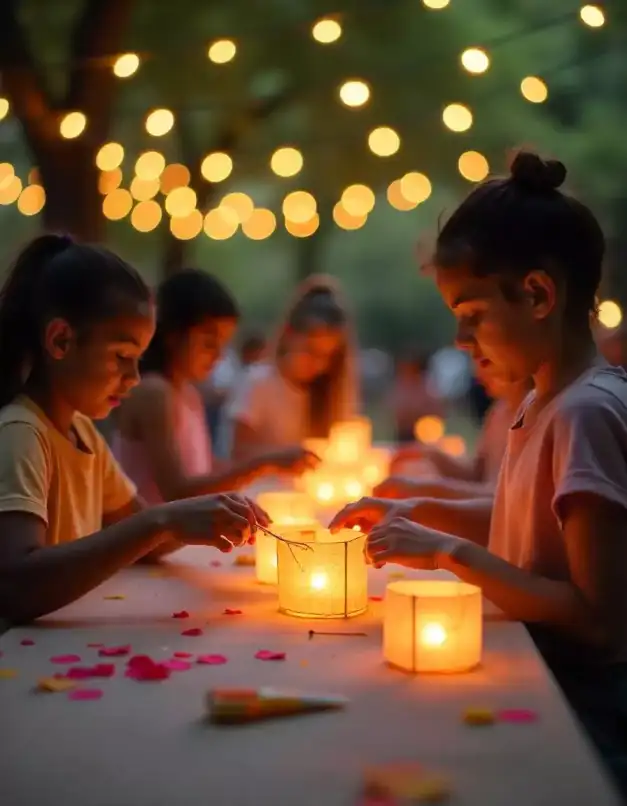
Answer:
[
  {"left": 140, "top": 502, "right": 176, "bottom": 536},
  {"left": 435, "top": 535, "right": 468, "bottom": 571}
]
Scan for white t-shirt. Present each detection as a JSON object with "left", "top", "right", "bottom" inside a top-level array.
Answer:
[{"left": 227, "top": 364, "right": 308, "bottom": 449}]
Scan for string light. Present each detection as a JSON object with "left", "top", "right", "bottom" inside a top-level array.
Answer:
[
  {"left": 0, "top": 163, "right": 15, "bottom": 191},
  {"left": 580, "top": 4, "right": 605, "bottom": 27},
  {"left": 282, "top": 191, "right": 317, "bottom": 223},
  {"left": 312, "top": 18, "right": 342, "bottom": 44},
  {"left": 28, "top": 168, "right": 39, "bottom": 184},
  {"left": 135, "top": 151, "right": 166, "bottom": 180},
  {"left": 387, "top": 180, "right": 417, "bottom": 211},
  {"left": 130, "top": 176, "right": 160, "bottom": 201},
  {"left": 0, "top": 98, "right": 9, "bottom": 121},
  {"left": 165, "top": 186, "right": 197, "bottom": 217},
  {"left": 17, "top": 184, "right": 45, "bottom": 215},
  {"left": 442, "top": 103, "right": 472, "bottom": 132},
  {"left": 171, "top": 209, "right": 203, "bottom": 240},
  {"left": 220, "top": 192, "right": 254, "bottom": 224},
  {"left": 113, "top": 53, "right": 140, "bottom": 78},
  {"left": 96, "top": 142, "right": 124, "bottom": 171},
  {"left": 520, "top": 76, "right": 548, "bottom": 103},
  {"left": 270, "top": 147, "right": 303, "bottom": 178},
  {"left": 207, "top": 39, "right": 237, "bottom": 64},
  {"left": 333, "top": 203, "right": 367, "bottom": 230},
  {"left": 200, "top": 152, "right": 233, "bottom": 182},
  {"left": 98, "top": 168, "right": 123, "bottom": 195},
  {"left": 60, "top": 111, "right": 86, "bottom": 139},
  {"left": 286, "top": 215, "right": 320, "bottom": 238},
  {"left": 0, "top": 175, "right": 22, "bottom": 205},
  {"left": 203, "top": 208, "right": 238, "bottom": 240},
  {"left": 458, "top": 151, "right": 489, "bottom": 182},
  {"left": 242, "top": 208, "right": 276, "bottom": 240},
  {"left": 368, "top": 127, "right": 401, "bottom": 157},
  {"left": 338, "top": 80, "right": 371, "bottom": 108},
  {"left": 102, "top": 188, "right": 133, "bottom": 220},
  {"left": 130, "top": 200, "right": 162, "bottom": 232},
  {"left": 160, "top": 163, "right": 190, "bottom": 194},
  {"left": 399, "top": 172, "right": 432, "bottom": 204},
  {"left": 145, "top": 108, "right": 174, "bottom": 137},
  {"left": 460, "top": 47, "right": 490, "bottom": 74},
  {"left": 422, "top": 0, "right": 450, "bottom": 8},
  {"left": 598, "top": 300, "right": 622, "bottom": 329},
  {"left": 341, "top": 184, "right": 375, "bottom": 216}
]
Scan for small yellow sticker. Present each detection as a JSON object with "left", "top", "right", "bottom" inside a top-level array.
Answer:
[{"left": 37, "top": 677, "right": 76, "bottom": 692}]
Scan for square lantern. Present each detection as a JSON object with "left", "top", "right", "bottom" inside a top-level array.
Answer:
[
  {"left": 301, "top": 465, "right": 367, "bottom": 509},
  {"left": 255, "top": 492, "right": 317, "bottom": 584},
  {"left": 384, "top": 580, "right": 482, "bottom": 673},
  {"left": 277, "top": 528, "right": 368, "bottom": 618},
  {"left": 327, "top": 418, "right": 372, "bottom": 464}
]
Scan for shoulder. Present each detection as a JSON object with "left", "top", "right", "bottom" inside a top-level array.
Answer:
[
  {"left": 73, "top": 413, "right": 110, "bottom": 456},
  {"left": 0, "top": 400, "right": 53, "bottom": 458},
  {"left": 554, "top": 366, "right": 627, "bottom": 430},
  {"left": 131, "top": 374, "right": 175, "bottom": 408}
]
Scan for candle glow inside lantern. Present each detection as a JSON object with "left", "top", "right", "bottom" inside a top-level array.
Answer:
[
  {"left": 255, "top": 492, "right": 316, "bottom": 584},
  {"left": 327, "top": 417, "right": 372, "bottom": 464},
  {"left": 384, "top": 580, "right": 482, "bottom": 673},
  {"left": 277, "top": 528, "right": 367, "bottom": 618},
  {"left": 302, "top": 465, "right": 367, "bottom": 508}
]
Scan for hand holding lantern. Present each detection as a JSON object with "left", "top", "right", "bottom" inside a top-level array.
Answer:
[{"left": 366, "top": 516, "right": 463, "bottom": 571}]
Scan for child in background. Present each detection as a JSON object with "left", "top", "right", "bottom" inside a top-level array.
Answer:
[
  {"left": 331, "top": 152, "right": 627, "bottom": 796},
  {"left": 0, "top": 236, "right": 268, "bottom": 624},
  {"left": 114, "top": 269, "right": 316, "bottom": 507},
  {"left": 386, "top": 350, "right": 442, "bottom": 443},
  {"left": 229, "top": 276, "right": 358, "bottom": 460}
]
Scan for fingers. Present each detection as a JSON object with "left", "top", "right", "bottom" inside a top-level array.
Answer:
[
  {"left": 215, "top": 498, "right": 252, "bottom": 548},
  {"left": 246, "top": 498, "right": 270, "bottom": 529},
  {"left": 328, "top": 497, "right": 385, "bottom": 533},
  {"left": 211, "top": 534, "right": 237, "bottom": 553}
]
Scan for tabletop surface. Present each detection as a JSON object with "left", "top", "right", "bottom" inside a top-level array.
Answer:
[{"left": 0, "top": 546, "right": 621, "bottom": 806}]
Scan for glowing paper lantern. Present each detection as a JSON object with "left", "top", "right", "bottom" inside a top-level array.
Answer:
[
  {"left": 255, "top": 492, "right": 317, "bottom": 584},
  {"left": 327, "top": 418, "right": 372, "bottom": 464},
  {"left": 256, "top": 523, "right": 318, "bottom": 586},
  {"left": 277, "top": 529, "right": 367, "bottom": 618},
  {"left": 384, "top": 580, "right": 482, "bottom": 673},
  {"left": 302, "top": 466, "right": 366, "bottom": 508}
]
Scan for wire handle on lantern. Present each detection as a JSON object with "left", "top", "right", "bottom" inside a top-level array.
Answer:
[{"left": 255, "top": 522, "right": 314, "bottom": 571}]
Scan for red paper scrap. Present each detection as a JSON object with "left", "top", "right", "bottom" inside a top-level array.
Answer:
[
  {"left": 68, "top": 688, "right": 103, "bottom": 701},
  {"left": 66, "top": 664, "right": 115, "bottom": 680},
  {"left": 223, "top": 609, "right": 242, "bottom": 616},
  {"left": 164, "top": 659, "right": 192, "bottom": 671},
  {"left": 369, "top": 596, "right": 383, "bottom": 602},
  {"left": 87, "top": 643, "right": 104, "bottom": 648},
  {"left": 210, "top": 560, "right": 222, "bottom": 568},
  {"left": 197, "top": 654, "right": 228, "bottom": 665},
  {"left": 98, "top": 645, "right": 131, "bottom": 657},
  {"left": 20, "top": 639, "right": 35, "bottom": 646},
  {"left": 173, "top": 651, "right": 193, "bottom": 658},
  {"left": 125, "top": 655, "right": 171, "bottom": 682},
  {"left": 181, "top": 628, "right": 203, "bottom": 637},
  {"left": 50, "top": 654, "right": 82, "bottom": 664},
  {"left": 254, "top": 650, "right": 286, "bottom": 661},
  {"left": 172, "top": 610, "right": 190, "bottom": 619},
  {"left": 498, "top": 708, "right": 538, "bottom": 724}
]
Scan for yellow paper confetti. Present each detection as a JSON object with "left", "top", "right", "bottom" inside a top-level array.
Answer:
[
  {"left": 37, "top": 676, "right": 76, "bottom": 692},
  {"left": 0, "top": 668, "right": 18, "bottom": 679},
  {"left": 234, "top": 555, "right": 255, "bottom": 567},
  {"left": 104, "top": 594, "right": 125, "bottom": 600},
  {"left": 463, "top": 706, "right": 495, "bottom": 726}
]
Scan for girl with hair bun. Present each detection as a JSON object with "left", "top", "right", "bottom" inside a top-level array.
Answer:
[{"left": 331, "top": 152, "right": 627, "bottom": 795}]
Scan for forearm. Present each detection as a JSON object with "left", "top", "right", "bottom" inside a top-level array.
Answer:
[
  {"left": 407, "top": 497, "right": 493, "bottom": 546},
  {"left": 427, "top": 449, "right": 481, "bottom": 482},
  {"left": 440, "top": 539, "right": 598, "bottom": 639},
  {"left": 174, "top": 459, "right": 265, "bottom": 498},
  {"left": 0, "top": 509, "right": 167, "bottom": 623},
  {"left": 415, "top": 479, "right": 494, "bottom": 501}
]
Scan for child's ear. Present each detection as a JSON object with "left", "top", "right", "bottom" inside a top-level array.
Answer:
[
  {"left": 43, "top": 318, "right": 75, "bottom": 360},
  {"left": 523, "top": 270, "right": 556, "bottom": 320}
]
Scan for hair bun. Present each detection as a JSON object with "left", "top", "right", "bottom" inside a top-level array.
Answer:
[{"left": 510, "top": 151, "right": 566, "bottom": 193}]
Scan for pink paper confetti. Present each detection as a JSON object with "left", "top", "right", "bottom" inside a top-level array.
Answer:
[
  {"left": 369, "top": 596, "right": 383, "bottom": 602},
  {"left": 223, "top": 608, "right": 243, "bottom": 616},
  {"left": 210, "top": 560, "right": 222, "bottom": 567},
  {"left": 87, "top": 643, "right": 104, "bottom": 648},
  {"left": 66, "top": 664, "right": 115, "bottom": 680},
  {"left": 68, "top": 688, "right": 103, "bottom": 701},
  {"left": 164, "top": 659, "right": 192, "bottom": 671},
  {"left": 125, "top": 655, "right": 170, "bottom": 681},
  {"left": 197, "top": 654, "right": 228, "bottom": 665},
  {"left": 255, "top": 650, "right": 286, "bottom": 661},
  {"left": 20, "top": 639, "right": 35, "bottom": 646},
  {"left": 98, "top": 645, "right": 131, "bottom": 657},
  {"left": 173, "top": 651, "right": 193, "bottom": 658},
  {"left": 50, "top": 654, "right": 82, "bottom": 664},
  {"left": 181, "top": 628, "right": 203, "bottom": 637},
  {"left": 498, "top": 708, "right": 538, "bottom": 724},
  {"left": 172, "top": 610, "right": 190, "bottom": 619}
]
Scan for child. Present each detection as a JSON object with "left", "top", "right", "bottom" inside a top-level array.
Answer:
[
  {"left": 228, "top": 276, "right": 358, "bottom": 459},
  {"left": 331, "top": 152, "right": 627, "bottom": 796},
  {"left": 386, "top": 350, "right": 443, "bottom": 443},
  {"left": 0, "top": 235, "right": 269, "bottom": 625},
  {"left": 114, "top": 269, "right": 316, "bottom": 505}
]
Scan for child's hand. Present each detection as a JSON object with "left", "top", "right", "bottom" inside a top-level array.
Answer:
[
  {"left": 263, "top": 447, "right": 320, "bottom": 475},
  {"left": 366, "top": 516, "right": 462, "bottom": 570},
  {"left": 328, "top": 496, "right": 410, "bottom": 534}
]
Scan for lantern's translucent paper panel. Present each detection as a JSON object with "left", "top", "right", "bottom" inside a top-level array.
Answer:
[
  {"left": 277, "top": 529, "right": 367, "bottom": 618},
  {"left": 384, "top": 580, "right": 482, "bottom": 673},
  {"left": 256, "top": 522, "right": 318, "bottom": 585},
  {"left": 257, "top": 492, "right": 315, "bottom": 525},
  {"left": 327, "top": 418, "right": 372, "bottom": 464}
]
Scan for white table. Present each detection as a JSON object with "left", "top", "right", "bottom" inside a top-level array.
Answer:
[{"left": 0, "top": 547, "right": 621, "bottom": 806}]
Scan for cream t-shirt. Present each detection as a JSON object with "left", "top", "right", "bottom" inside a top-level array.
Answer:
[
  {"left": 0, "top": 396, "right": 136, "bottom": 545},
  {"left": 227, "top": 364, "right": 308, "bottom": 449},
  {"left": 475, "top": 398, "right": 517, "bottom": 483},
  {"left": 489, "top": 364, "right": 627, "bottom": 662}
]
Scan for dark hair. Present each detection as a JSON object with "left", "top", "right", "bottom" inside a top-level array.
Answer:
[
  {"left": 434, "top": 150, "right": 605, "bottom": 325},
  {"left": 239, "top": 332, "right": 266, "bottom": 361},
  {"left": 0, "top": 233, "right": 150, "bottom": 408},
  {"left": 141, "top": 268, "right": 239, "bottom": 373}
]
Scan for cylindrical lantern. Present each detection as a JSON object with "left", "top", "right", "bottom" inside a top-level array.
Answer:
[
  {"left": 327, "top": 418, "right": 372, "bottom": 464},
  {"left": 383, "top": 580, "right": 482, "bottom": 673},
  {"left": 255, "top": 493, "right": 317, "bottom": 584},
  {"left": 256, "top": 522, "right": 318, "bottom": 585},
  {"left": 277, "top": 528, "right": 368, "bottom": 618}
]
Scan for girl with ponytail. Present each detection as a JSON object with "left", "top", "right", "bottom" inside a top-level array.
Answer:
[{"left": 0, "top": 235, "right": 270, "bottom": 624}]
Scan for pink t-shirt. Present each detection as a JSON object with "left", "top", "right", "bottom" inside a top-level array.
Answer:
[
  {"left": 475, "top": 398, "right": 518, "bottom": 483},
  {"left": 489, "top": 363, "right": 627, "bottom": 661}
]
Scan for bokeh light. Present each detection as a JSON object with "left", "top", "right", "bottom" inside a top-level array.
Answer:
[
  {"left": 113, "top": 53, "right": 140, "bottom": 78},
  {"left": 414, "top": 416, "right": 445, "bottom": 444},
  {"left": 200, "top": 152, "right": 233, "bottom": 182},
  {"left": 286, "top": 215, "right": 320, "bottom": 238},
  {"left": 165, "top": 186, "right": 197, "bottom": 217},
  {"left": 312, "top": 18, "right": 342, "bottom": 44},
  {"left": 368, "top": 127, "right": 401, "bottom": 157},
  {"left": 98, "top": 168, "right": 123, "bottom": 195},
  {"left": 145, "top": 108, "right": 174, "bottom": 136},
  {"left": 282, "top": 190, "right": 317, "bottom": 223},
  {"left": 171, "top": 209, "right": 203, "bottom": 240},
  {"left": 339, "top": 80, "right": 371, "bottom": 108},
  {"left": 520, "top": 76, "right": 548, "bottom": 103},
  {"left": 598, "top": 300, "right": 623, "bottom": 329},
  {"left": 60, "top": 111, "right": 86, "bottom": 139},
  {"left": 0, "top": 175, "right": 22, "bottom": 205},
  {"left": 130, "top": 176, "right": 160, "bottom": 201},
  {"left": 580, "top": 5, "right": 605, "bottom": 27},
  {"left": 242, "top": 208, "right": 276, "bottom": 240},
  {"left": 0, "top": 163, "right": 15, "bottom": 190},
  {"left": 203, "top": 208, "right": 238, "bottom": 240},
  {"left": 442, "top": 103, "right": 473, "bottom": 132},
  {"left": 341, "top": 184, "right": 375, "bottom": 216},
  {"left": 458, "top": 151, "right": 489, "bottom": 182},
  {"left": 399, "top": 172, "right": 432, "bottom": 204},
  {"left": 333, "top": 203, "right": 367, "bottom": 230},
  {"left": 461, "top": 47, "right": 490, "bottom": 74},
  {"left": 135, "top": 151, "right": 166, "bottom": 181},
  {"left": 160, "top": 163, "right": 191, "bottom": 194},
  {"left": 220, "top": 192, "right": 254, "bottom": 224},
  {"left": 96, "top": 142, "right": 124, "bottom": 171},
  {"left": 270, "top": 147, "right": 303, "bottom": 177},
  {"left": 17, "top": 184, "right": 45, "bottom": 216},
  {"left": 102, "top": 188, "right": 133, "bottom": 221},
  {"left": 387, "top": 180, "right": 417, "bottom": 211},
  {"left": 422, "top": 0, "right": 450, "bottom": 8},
  {"left": 207, "top": 39, "right": 237, "bottom": 63},
  {"left": 130, "top": 200, "right": 162, "bottom": 233},
  {"left": 0, "top": 98, "right": 9, "bottom": 121}
]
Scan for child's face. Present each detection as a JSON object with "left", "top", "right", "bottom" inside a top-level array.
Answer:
[
  {"left": 174, "top": 316, "right": 237, "bottom": 383},
  {"left": 47, "top": 300, "right": 156, "bottom": 420},
  {"left": 436, "top": 265, "right": 553, "bottom": 386},
  {"left": 282, "top": 327, "right": 344, "bottom": 384}
]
